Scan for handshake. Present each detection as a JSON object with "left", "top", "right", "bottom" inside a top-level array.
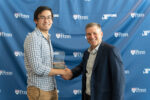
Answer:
[
  {"left": 60, "top": 68, "right": 73, "bottom": 80},
  {"left": 52, "top": 52, "right": 74, "bottom": 80},
  {"left": 52, "top": 62, "right": 73, "bottom": 80}
]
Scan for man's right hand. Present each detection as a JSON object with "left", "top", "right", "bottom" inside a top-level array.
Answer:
[{"left": 61, "top": 68, "right": 73, "bottom": 80}]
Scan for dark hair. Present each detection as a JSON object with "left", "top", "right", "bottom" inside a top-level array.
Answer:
[
  {"left": 34, "top": 6, "right": 53, "bottom": 21},
  {"left": 85, "top": 23, "right": 101, "bottom": 30}
]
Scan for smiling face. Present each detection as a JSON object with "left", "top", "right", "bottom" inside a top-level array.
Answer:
[
  {"left": 34, "top": 10, "right": 53, "bottom": 32},
  {"left": 86, "top": 25, "right": 103, "bottom": 49}
]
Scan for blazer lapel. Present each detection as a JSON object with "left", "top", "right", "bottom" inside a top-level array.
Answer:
[
  {"left": 83, "top": 50, "right": 90, "bottom": 73},
  {"left": 92, "top": 42, "right": 104, "bottom": 71}
]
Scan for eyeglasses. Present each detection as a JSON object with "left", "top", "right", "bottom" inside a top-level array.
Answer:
[{"left": 38, "top": 16, "right": 52, "bottom": 20}]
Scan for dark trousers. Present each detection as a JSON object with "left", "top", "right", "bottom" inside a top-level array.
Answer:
[{"left": 84, "top": 93, "right": 91, "bottom": 100}]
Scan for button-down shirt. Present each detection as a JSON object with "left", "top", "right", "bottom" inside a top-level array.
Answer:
[
  {"left": 86, "top": 44, "right": 100, "bottom": 95},
  {"left": 24, "top": 28, "right": 56, "bottom": 91}
]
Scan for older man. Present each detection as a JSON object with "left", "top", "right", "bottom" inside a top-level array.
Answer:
[{"left": 62, "top": 23, "right": 125, "bottom": 100}]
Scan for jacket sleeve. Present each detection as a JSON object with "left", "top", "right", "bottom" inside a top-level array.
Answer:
[
  {"left": 71, "top": 51, "right": 88, "bottom": 79},
  {"left": 110, "top": 47, "right": 125, "bottom": 100}
]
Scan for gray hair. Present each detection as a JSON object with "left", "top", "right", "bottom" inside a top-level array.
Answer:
[{"left": 85, "top": 23, "right": 101, "bottom": 30}]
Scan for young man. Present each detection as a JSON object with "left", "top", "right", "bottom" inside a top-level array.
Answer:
[
  {"left": 62, "top": 23, "right": 125, "bottom": 100},
  {"left": 24, "top": 6, "right": 66, "bottom": 100}
]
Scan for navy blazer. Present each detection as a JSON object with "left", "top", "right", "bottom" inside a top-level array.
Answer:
[{"left": 72, "top": 42, "right": 125, "bottom": 100}]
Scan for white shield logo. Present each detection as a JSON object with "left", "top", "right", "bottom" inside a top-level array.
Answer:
[
  {"left": 14, "top": 13, "right": 19, "bottom": 18},
  {"left": 73, "top": 52, "right": 78, "bottom": 58},
  {"left": 114, "top": 32, "right": 119, "bottom": 37},
  {"left": 14, "top": 51, "right": 19, "bottom": 56},
  {"left": 56, "top": 33, "right": 61, "bottom": 39},
  {"left": 73, "top": 14, "right": 78, "bottom": 20},
  {"left": 131, "top": 88, "right": 136, "bottom": 93},
  {"left": 73, "top": 90, "right": 78, "bottom": 95},
  {"left": 15, "top": 90, "right": 20, "bottom": 95},
  {"left": 131, "top": 13, "right": 135, "bottom": 18},
  {"left": 130, "top": 50, "right": 135, "bottom": 55}
]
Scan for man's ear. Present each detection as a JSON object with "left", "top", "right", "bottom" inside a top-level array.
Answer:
[{"left": 101, "top": 32, "right": 103, "bottom": 37}]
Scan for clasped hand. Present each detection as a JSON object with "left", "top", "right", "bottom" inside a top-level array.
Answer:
[{"left": 61, "top": 68, "right": 73, "bottom": 80}]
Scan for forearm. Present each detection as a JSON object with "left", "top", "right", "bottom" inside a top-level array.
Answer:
[
  {"left": 61, "top": 68, "right": 73, "bottom": 80},
  {"left": 49, "top": 68, "right": 65, "bottom": 76}
]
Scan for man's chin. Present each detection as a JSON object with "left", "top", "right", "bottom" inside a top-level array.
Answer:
[
  {"left": 91, "top": 44, "right": 98, "bottom": 48},
  {"left": 90, "top": 42, "right": 97, "bottom": 46},
  {"left": 43, "top": 28, "right": 50, "bottom": 31}
]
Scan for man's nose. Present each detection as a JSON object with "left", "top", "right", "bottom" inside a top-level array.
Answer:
[
  {"left": 44, "top": 19, "right": 49, "bottom": 22},
  {"left": 90, "top": 33, "right": 95, "bottom": 38}
]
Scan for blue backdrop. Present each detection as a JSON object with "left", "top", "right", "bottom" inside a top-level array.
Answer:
[{"left": 0, "top": 0, "right": 150, "bottom": 100}]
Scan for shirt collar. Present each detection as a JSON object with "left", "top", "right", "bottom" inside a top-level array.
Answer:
[
  {"left": 35, "top": 27, "right": 51, "bottom": 39},
  {"left": 88, "top": 43, "right": 100, "bottom": 55}
]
